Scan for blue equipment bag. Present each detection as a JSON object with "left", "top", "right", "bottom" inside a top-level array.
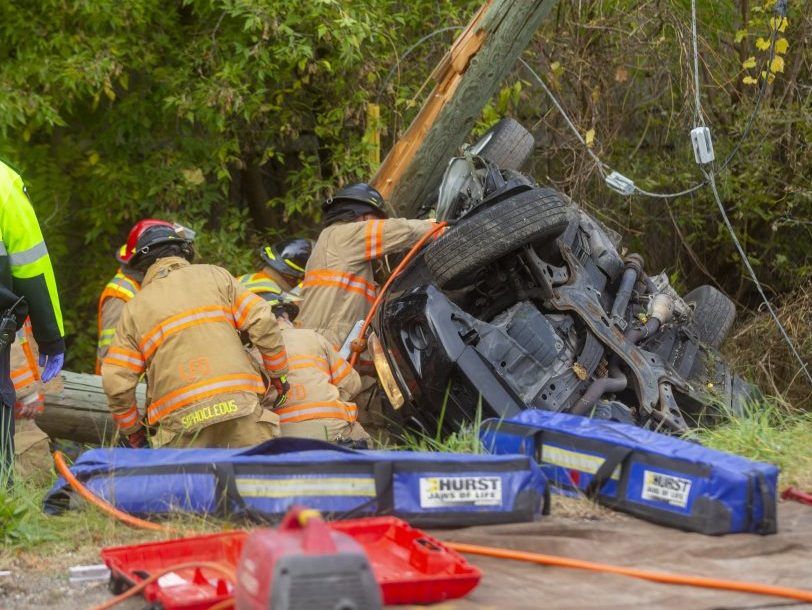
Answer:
[
  {"left": 480, "top": 410, "right": 778, "bottom": 535},
  {"left": 45, "top": 438, "right": 548, "bottom": 527}
]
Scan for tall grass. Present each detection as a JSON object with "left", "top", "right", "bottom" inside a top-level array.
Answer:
[
  {"left": 695, "top": 397, "right": 812, "bottom": 488},
  {"left": 398, "top": 391, "right": 484, "bottom": 454}
]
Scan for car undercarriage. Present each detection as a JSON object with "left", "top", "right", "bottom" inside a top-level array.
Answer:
[{"left": 371, "top": 119, "right": 755, "bottom": 438}]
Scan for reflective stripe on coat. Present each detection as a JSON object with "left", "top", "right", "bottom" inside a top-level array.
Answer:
[
  {"left": 274, "top": 322, "right": 361, "bottom": 425},
  {"left": 101, "top": 257, "right": 288, "bottom": 435},
  {"left": 298, "top": 218, "right": 435, "bottom": 347}
]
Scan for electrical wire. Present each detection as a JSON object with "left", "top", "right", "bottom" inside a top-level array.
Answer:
[
  {"left": 702, "top": 167, "right": 812, "bottom": 386},
  {"left": 687, "top": 2, "right": 809, "bottom": 386},
  {"left": 376, "top": 26, "right": 464, "bottom": 102},
  {"left": 517, "top": 59, "right": 608, "bottom": 177},
  {"left": 518, "top": 1, "right": 785, "bottom": 200},
  {"left": 690, "top": 0, "right": 704, "bottom": 127}
]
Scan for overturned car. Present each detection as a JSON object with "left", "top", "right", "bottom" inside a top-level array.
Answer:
[{"left": 370, "top": 119, "right": 754, "bottom": 437}]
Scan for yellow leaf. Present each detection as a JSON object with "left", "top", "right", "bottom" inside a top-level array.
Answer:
[
  {"left": 585, "top": 128, "right": 596, "bottom": 148},
  {"left": 591, "top": 85, "right": 601, "bottom": 104},
  {"left": 88, "top": 152, "right": 100, "bottom": 166},
  {"left": 181, "top": 168, "right": 205, "bottom": 185},
  {"left": 769, "top": 17, "right": 788, "bottom": 32},
  {"left": 742, "top": 56, "right": 757, "bottom": 69},
  {"left": 742, "top": 76, "right": 758, "bottom": 85},
  {"left": 550, "top": 61, "right": 563, "bottom": 77},
  {"left": 755, "top": 37, "right": 771, "bottom": 51},
  {"left": 775, "top": 37, "right": 789, "bottom": 54},
  {"left": 770, "top": 55, "right": 785, "bottom": 73},
  {"left": 734, "top": 29, "right": 747, "bottom": 43}
]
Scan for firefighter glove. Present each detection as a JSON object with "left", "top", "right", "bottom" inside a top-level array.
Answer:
[
  {"left": 39, "top": 352, "right": 65, "bottom": 383},
  {"left": 271, "top": 375, "right": 290, "bottom": 408}
]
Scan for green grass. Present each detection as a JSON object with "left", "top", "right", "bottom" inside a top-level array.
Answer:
[
  {"left": 694, "top": 398, "right": 812, "bottom": 488},
  {"left": 4, "top": 393, "right": 812, "bottom": 567}
]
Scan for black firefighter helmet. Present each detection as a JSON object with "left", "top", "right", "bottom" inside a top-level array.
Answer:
[
  {"left": 260, "top": 238, "right": 313, "bottom": 282},
  {"left": 129, "top": 225, "right": 194, "bottom": 270},
  {"left": 321, "top": 183, "right": 388, "bottom": 227}
]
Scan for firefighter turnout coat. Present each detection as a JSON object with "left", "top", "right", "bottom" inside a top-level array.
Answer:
[
  {"left": 298, "top": 218, "right": 435, "bottom": 347},
  {"left": 101, "top": 257, "right": 288, "bottom": 439},
  {"left": 275, "top": 319, "right": 361, "bottom": 430},
  {"left": 96, "top": 268, "right": 141, "bottom": 373}
]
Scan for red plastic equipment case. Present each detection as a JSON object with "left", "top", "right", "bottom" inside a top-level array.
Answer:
[
  {"left": 331, "top": 516, "right": 482, "bottom": 605},
  {"left": 101, "top": 531, "right": 248, "bottom": 610},
  {"left": 101, "top": 516, "right": 480, "bottom": 608}
]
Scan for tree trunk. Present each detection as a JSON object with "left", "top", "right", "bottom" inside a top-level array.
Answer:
[
  {"left": 372, "top": 0, "right": 559, "bottom": 217},
  {"left": 35, "top": 371, "right": 146, "bottom": 445}
]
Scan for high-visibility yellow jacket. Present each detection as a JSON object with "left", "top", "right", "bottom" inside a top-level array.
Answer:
[
  {"left": 96, "top": 268, "right": 141, "bottom": 373},
  {"left": 237, "top": 266, "right": 294, "bottom": 302},
  {"left": 274, "top": 319, "right": 361, "bottom": 425},
  {"left": 101, "top": 257, "right": 288, "bottom": 437},
  {"left": 1, "top": 159, "right": 64, "bottom": 408},
  {"left": 298, "top": 218, "right": 435, "bottom": 347},
  {"left": 0, "top": 160, "right": 65, "bottom": 351}
]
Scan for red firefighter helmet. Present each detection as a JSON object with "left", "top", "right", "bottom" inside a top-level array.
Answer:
[{"left": 117, "top": 220, "right": 174, "bottom": 264}]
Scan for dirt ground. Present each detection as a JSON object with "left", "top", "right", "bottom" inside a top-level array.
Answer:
[{"left": 2, "top": 497, "right": 812, "bottom": 610}]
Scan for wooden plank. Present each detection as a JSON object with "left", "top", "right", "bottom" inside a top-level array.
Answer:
[{"left": 372, "top": 0, "right": 558, "bottom": 216}]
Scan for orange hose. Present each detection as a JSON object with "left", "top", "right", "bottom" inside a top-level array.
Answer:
[
  {"left": 446, "top": 541, "right": 812, "bottom": 603},
  {"left": 54, "top": 450, "right": 178, "bottom": 534},
  {"left": 87, "top": 560, "right": 236, "bottom": 610},
  {"left": 58, "top": 448, "right": 812, "bottom": 606},
  {"left": 349, "top": 221, "right": 447, "bottom": 367}
]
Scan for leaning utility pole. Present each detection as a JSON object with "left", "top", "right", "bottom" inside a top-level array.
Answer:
[{"left": 372, "top": 0, "right": 558, "bottom": 217}]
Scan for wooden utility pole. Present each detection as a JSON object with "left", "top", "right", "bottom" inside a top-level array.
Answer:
[{"left": 372, "top": 0, "right": 558, "bottom": 217}]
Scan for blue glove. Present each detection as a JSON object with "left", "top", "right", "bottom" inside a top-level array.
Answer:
[{"left": 39, "top": 352, "right": 65, "bottom": 383}]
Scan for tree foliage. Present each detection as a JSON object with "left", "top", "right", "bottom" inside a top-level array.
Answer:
[
  {"left": 0, "top": 0, "right": 808, "bottom": 374},
  {"left": 0, "top": 0, "right": 477, "bottom": 367}
]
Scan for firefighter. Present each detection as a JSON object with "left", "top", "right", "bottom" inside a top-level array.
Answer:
[
  {"left": 1, "top": 159, "right": 66, "bottom": 483},
  {"left": 297, "top": 183, "right": 435, "bottom": 434},
  {"left": 101, "top": 225, "right": 289, "bottom": 449},
  {"left": 271, "top": 298, "right": 369, "bottom": 447},
  {"left": 237, "top": 238, "right": 312, "bottom": 302},
  {"left": 298, "top": 183, "right": 435, "bottom": 348},
  {"left": 96, "top": 219, "right": 193, "bottom": 372}
]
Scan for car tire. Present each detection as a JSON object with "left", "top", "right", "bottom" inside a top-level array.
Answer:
[
  {"left": 685, "top": 285, "right": 736, "bottom": 348},
  {"left": 424, "top": 187, "right": 572, "bottom": 288},
  {"left": 472, "top": 118, "right": 535, "bottom": 170}
]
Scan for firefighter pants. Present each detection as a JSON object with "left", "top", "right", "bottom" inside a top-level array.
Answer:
[
  {"left": 154, "top": 405, "right": 280, "bottom": 449},
  {"left": 280, "top": 419, "right": 370, "bottom": 445}
]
